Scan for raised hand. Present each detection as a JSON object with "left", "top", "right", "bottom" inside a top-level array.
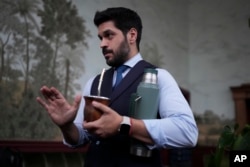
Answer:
[{"left": 36, "top": 86, "right": 81, "bottom": 128}]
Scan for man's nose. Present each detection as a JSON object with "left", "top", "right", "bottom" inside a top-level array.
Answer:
[{"left": 100, "top": 38, "right": 108, "bottom": 48}]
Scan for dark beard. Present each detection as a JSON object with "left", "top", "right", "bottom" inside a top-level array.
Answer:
[{"left": 106, "top": 39, "right": 130, "bottom": 67}]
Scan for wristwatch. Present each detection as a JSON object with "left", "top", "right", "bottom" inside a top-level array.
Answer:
[{"left": 118, "top": 116, "right": 131, "bottom": 135}]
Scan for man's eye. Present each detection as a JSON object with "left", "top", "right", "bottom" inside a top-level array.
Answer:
[{"left": 106, "top": 33, "right": 114, "bottom": 39}]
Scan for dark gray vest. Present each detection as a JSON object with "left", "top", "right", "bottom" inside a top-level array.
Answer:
[{"left": 84, "top": 60, "right": 162, "bottom": 167}]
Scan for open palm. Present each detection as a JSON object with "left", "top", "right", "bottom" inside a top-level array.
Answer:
[{"left": 36, "top": 86, "right": 81, "bottom": 127}]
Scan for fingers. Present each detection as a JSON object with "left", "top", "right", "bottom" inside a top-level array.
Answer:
[
  {"left": 92, "top": 101, "right": 110, "bottom": 114},
  {"left": 40, "top": 86, "right": 54, "bottom": 101},
  {"left": 36, "top": 96, "right": 49, "bottom": 111},
  {"left": 83, "top": 121, "right": 105, "bottom": 137},
  {"left": 50, "top": 87, "right": 65, "bottom": 99},
  {"left": 37, "top": 86, "right": 62, "bottom": 110},
  {"left": 39, "top": 86, "right": 63, "bottom": 102},
  {"left": 83, "top": 120, "right": 97, "bottom": 133},
  {"left": 83, "top": 120, "right": 94, "bottom": 129}
]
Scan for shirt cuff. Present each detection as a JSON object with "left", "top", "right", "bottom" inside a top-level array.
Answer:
[{"left": 63, "top": 123, "right": 90, "bottom": 148}]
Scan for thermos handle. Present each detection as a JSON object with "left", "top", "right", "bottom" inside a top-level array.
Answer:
[{"left": 129, "top": 93, "right": 141, "bottom": 118}]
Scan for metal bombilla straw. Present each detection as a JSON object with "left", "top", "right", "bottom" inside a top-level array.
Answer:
[{"left": 97, "top": 68, "right": 105, "bottom": 96}]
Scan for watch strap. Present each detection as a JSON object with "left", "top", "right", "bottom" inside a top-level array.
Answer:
[{"left": 121, "top": 116, "right": 131, "bottom": 125}]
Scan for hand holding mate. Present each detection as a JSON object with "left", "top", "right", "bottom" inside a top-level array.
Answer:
[{"left": 83, "top": 101, "right": 123, "bottom": 138}]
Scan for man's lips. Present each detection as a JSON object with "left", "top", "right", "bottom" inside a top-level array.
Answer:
[
  {"left": 102, "top": 49, "right": 113, "bottom": 59},
  {"left": 104, "top": 53, "right": 112, "bottom": 60},
  {"left": 102, "top": 48, "right": 113, "bottom": 55}
]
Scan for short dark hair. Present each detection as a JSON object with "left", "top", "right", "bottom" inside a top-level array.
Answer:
[{"left": 94, "top": 7, "right": 142, "bottom": 51}]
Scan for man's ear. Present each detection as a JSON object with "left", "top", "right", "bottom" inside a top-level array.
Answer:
[{"left": 127, "top": 28, "right": 137, "bottom": 44}]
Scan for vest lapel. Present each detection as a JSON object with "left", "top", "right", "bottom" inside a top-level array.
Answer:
[{"left": 100, "top": 68, "right": 114, "bottom": 97}]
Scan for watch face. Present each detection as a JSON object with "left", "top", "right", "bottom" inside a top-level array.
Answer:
[{"left": 120, "top": 124, "right": 130, "bottom": 135}]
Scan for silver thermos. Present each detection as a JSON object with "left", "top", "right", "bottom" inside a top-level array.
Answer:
[{"left": 129, "top": 68, "right": 159, "bottom": 157}]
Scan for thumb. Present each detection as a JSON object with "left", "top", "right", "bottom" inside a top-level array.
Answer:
[
  {"left": 92, "top": 101, "right": 110, "bottom": 114},
  {"left": 73, "top": 94, "right": 82, "bottom": 110}
]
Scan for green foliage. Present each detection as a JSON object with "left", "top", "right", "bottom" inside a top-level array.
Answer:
[
  {"left": 38, "top": 0, "right": 90, "bottom": 49},
  {"left": 0, "top": 0, "right": 89, "bottom": 140},
  {"left": 207, "top": 124, "right": 250, "bottom": 167},
  {"left": 233, "top": 124, "right": 250, "bottom": 150}
]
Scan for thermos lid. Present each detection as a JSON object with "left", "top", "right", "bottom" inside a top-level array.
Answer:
[
  {"left": 142, "top": 68, "right": 158, "bottom": 84},
  {"left": 144, "top": 68, "right": 158, "bottom": 74}
]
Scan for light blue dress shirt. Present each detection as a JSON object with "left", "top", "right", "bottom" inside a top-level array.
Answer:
[{"left": 66, "top": 53, "right": 198, "bottom": 149}]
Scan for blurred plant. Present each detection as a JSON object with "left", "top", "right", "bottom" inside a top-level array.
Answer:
[{"left": 207, "top": 124, "right": 250, "bottom": 167}]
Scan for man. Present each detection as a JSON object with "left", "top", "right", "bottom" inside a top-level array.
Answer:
[{"left": 37, "top": 7, "right": 198, "bottom": 167}]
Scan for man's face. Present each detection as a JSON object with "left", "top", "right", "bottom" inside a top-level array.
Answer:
[{"left": 97, "top": 21, "right": 130, "bottom": 67}]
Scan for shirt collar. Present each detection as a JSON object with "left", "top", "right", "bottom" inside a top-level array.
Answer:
[{"left": 123, "top": 53, "right": 143, "bottom": 68}]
